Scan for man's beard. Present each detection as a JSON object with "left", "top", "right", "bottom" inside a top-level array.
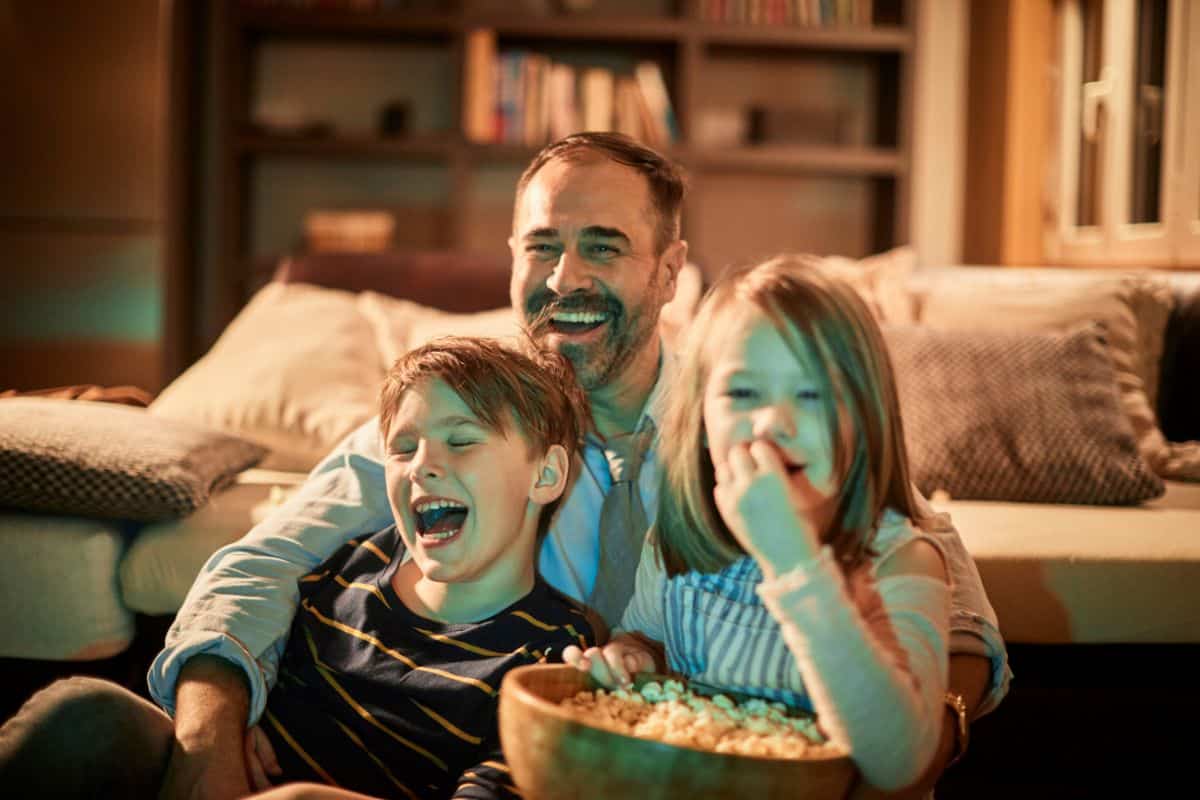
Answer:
[{"left": 524, "top": 288, "right": 660, "bottom": 392}]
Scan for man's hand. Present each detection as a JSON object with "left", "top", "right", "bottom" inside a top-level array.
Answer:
[
  {"left": 245, "top": 724, "right": 283, "bottom": 792},
  {"left": 158, "top": 655, "right": 254, "bottom": 800}
]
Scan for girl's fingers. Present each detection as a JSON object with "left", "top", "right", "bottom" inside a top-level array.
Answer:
[
  {"left": 749, "top": 438, "right": 785, "bottom": 473},
  {"left": 726, "top": 442, "right": 757, "bottom": 479}
]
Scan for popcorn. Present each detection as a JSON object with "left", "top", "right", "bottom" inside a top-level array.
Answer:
[{"left": 559, "top": 680, "right": 835, "bottom": 759}]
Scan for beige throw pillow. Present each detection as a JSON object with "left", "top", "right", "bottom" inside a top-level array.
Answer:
[
  {"left": 152, "top": 283, "right": 384, "bottom": 472},
  {"left": 916, "top": 273, "right": 1195, "bottom": 480},
  {"left": 820, "top": 246, "right": 918, "bottom": 323}
]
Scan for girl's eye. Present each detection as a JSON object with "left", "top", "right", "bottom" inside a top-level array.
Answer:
[
  {"left": 797, "top": 389, "right": 821, "bottom": 401},
  {"left": 725, "top": 387, "right": 757, "bottom": 400},
  {"left": 448, "top": 440, "right": 478, "bottom": 449},
  {"left": 390, "top": 448, "right": 415, "bottom": 459}
]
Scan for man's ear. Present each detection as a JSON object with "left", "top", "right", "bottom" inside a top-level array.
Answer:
[
  {"left": 659, "top": 239, "right": 688, "bottom": 299},
  {"left": 530, "top": 443, "right": 570, "bottom": 506}
]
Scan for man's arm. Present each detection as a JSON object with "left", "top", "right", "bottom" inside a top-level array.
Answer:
[
  {"left": 148, "top": 419, "right": 393, "bottom": 725},
  {"left": 848, "top": 652, "right": 990, "bottom": 799},
  {"left": 158, "top": 655, "right": 253, "bottom": 800}
]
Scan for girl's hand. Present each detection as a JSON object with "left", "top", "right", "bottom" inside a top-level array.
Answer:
[
  {"left": 563, "top": 635, "right": 657, "bottom": 689},
  {"left": 713, "top": 438, "right": 824, "bottom": 579}
]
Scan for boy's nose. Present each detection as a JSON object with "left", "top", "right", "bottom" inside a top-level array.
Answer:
[
  {"left": 546, "top": 251, "right": 592, "bottom": 295},
  {"left": 408, "top": 443, "right": 445, "bottom": 480}
]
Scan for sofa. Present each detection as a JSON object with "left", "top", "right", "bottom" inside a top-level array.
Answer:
[{"left": 1, "top": 251, "right": 1197, "bottom": 670}]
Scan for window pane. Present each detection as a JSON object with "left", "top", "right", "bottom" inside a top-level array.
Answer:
[
  {"left": 1077, "top": 0, "right": 1104, "bottom": 227},
  {"left": 1130, "top": 0, "right": 1168, "bottom": 224}
]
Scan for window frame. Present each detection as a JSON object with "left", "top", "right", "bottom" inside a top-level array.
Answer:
[{"left": 1046, "top": 0, "right": 1199, "bottom": 268}]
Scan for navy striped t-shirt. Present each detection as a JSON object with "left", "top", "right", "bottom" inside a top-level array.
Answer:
[{"left": 263, "top": 524, "right": 598, "bottom": 799}]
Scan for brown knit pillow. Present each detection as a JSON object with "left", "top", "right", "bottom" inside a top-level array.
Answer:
[
  {"left": 885, "top": 324, "right": 1164, "bottom": 505},
  {"left": 0, "top": 399, "right": 266, "bottom": 521}
]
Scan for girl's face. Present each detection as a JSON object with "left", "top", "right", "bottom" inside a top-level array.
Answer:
[{"left": 702, "top": 301, "right": 840, "bottom": 510}]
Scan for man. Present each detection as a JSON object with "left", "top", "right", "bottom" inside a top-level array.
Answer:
[{"left": 151, "top": 133, "right": 1010, "bottom": 797}]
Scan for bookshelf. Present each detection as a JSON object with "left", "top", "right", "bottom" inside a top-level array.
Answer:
[{"left": 200, "top": 0, "right": 917, "bottom": 356}]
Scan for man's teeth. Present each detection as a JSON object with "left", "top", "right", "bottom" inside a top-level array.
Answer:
[{"left": 552, "top": 310, "right": 606, "bottom": 323}]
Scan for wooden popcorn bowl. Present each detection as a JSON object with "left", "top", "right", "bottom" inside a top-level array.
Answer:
[{"left": 499, "top": 664, "right": 858, "bottom": 800}]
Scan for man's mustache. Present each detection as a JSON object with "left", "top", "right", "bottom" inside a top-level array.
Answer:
[{"left": 523, "top": 291, "right": 624, "bottom": 335}]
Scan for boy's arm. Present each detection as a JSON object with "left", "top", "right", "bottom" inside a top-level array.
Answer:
[{"left": 148, "top": 419, "right": 393, "bottom": 725}]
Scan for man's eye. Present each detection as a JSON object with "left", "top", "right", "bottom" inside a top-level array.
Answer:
[
  {"left": 526, "top": 243, "right": 558, "bottom": 256},
  {"left": 586, "top": 243, "right": 618, "bottom": 257}
]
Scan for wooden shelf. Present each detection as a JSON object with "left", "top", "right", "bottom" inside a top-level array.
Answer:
[
  {"left": 236, "top": 7, "right": 457, "bottom": 38},
  {"left": 237, "top": 133, "right": 456, "bottom": 160},
  {"left": 684, "top": 145, "right": 905, "bottom": 176},
  {"left": 694, "top": 22, "right": 911, "bottom": 51}
]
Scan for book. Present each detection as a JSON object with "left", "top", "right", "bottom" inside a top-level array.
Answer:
[
  {"left": 547, "top": 63, "right": 580, "bottom": 141},
  {"left": 580, "top": 67, "right": 614, "bottom": 132},
  {"left": 634, "top": 61, "right": 677, "bottom": 144},
  {"left": 613, "top": 76, "right": 644, "bottom": 142},
  {"left": 462, "top": 28, "right": 497, "bottom": 143}
]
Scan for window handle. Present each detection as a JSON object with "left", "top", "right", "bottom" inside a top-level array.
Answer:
[{"left": 1081, "top": 66, "right": 1115, "bottom": 142}]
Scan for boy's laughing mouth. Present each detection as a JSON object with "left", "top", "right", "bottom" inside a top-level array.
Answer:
[{"left": 411, "top": 496, "right": 470, "bottom": 545}]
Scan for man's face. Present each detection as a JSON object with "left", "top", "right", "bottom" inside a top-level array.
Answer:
[
  {"left": 384, "top": 378, "right": 542, "bottom": 590},
  {"left": 509, "top": 156, "right": 681, "bottom": 391}
]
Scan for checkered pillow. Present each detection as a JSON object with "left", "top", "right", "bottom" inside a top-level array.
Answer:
[
  {"left": 0, "top": 398, "right": 266, "bottom": 521},
  {"left": 886, "top": 324, "right": 1164, "bottom": 505}
]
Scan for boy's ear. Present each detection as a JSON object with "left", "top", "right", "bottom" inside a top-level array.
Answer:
[{"left": 530, "top": 443, "right": 570, "bottom": 506}]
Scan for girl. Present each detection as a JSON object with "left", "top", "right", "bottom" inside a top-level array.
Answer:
[{"left": 564, "top": 255, "right": 950, "bottom": 792}]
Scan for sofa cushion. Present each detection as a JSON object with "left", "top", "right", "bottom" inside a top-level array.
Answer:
[
  {"left": 0, "top": 513, "right": 135, "bottom": 659},
  {"left": 1159, "top": 283, "right": 1200, "bottom": 444},
  {"left": 914, "top": 271, "right": 1200, "bottom": 481},
  {"left": 886, "top": 324, "right": 1163, "bottom": 505},
  {"left": 151, "top": 282, "right": 383, "bottom": 472},
  {"left": 940, "top": 480, "right": 1200, "bottom": 644},
  {"left": 0, "top": 398, "right": 266, "bottom": 522}
]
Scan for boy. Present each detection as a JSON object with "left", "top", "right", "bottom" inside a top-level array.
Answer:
[
  {"left": 247, "top": 336, "right": 598, "bottom": 798},
  {"left": 0, "top": 336, "right": 599, "bottom": 800}
]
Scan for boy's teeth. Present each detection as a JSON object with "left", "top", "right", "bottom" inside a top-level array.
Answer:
[
  {"left": 552, "top": 310, "right": 606, "bottom": 323},
  {"left": 414, "top": 498, "right": 466, "bottom": 512}
]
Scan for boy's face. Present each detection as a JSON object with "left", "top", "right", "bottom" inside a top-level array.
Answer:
[{"left": 384, "top": 378, "right": 545, "bottom": 589}]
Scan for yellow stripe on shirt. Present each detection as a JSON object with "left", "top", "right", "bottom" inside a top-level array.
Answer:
[
  {"left": 333, "top": 574, "right": 392, "bottom": 609},
  {"left": 302, "top": 627, "right": 450, "bottom": 772},
  {"left": 263, "top": 709, "right": 341, "bottom": 787},
  {"left": 510, "top": 610, "right": 558, "bottom": 631},
  {"left": 414, "top": 627, "right": 525, "bottom": 659},
  {"left": 302, "top": 599, "right": 496, "bottom": 696},
  {"left": 411, "top": 699, "right": 483, "bottom": 745},
  {"left": 332, "top": 717, "right": 421, "bottom": 800}
]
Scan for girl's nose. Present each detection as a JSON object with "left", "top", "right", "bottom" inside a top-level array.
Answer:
[{"left": 754, "top": 402, "right": 797, "bottom": 442}]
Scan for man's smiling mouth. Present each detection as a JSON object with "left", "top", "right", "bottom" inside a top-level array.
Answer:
[
  {"left": 411, "top": 497, "right": 469, "bottom": 541},
  {"left": 548, "top": 309, "right": 609, "bottom": 335}
]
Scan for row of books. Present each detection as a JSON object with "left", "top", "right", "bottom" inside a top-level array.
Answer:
[
  {"left": 462, "top": 30, "right": 678, "bottom": 148},
  {"left": 240, "top": 0, "right": 447, "bottom": 10},
  {"left": 702, "top": 0, "right": 875, "bottom": 26}
]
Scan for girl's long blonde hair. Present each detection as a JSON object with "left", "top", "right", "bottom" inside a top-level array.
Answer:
[{"left": 654, "top": 255, "right": 923, "bottom": 576}]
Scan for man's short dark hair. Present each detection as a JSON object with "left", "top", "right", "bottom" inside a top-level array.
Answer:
[{"left": 515, "top": 132, "right": 687, "bottom": 255}]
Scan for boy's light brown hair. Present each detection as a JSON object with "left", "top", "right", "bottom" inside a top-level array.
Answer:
[{"left": 379, "top": 336, "right": 591, "bottom": 540}]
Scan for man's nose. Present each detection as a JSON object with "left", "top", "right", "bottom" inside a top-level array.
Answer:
[{"left": 545, "top": 250, "right": 592, "bottom": 295}]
